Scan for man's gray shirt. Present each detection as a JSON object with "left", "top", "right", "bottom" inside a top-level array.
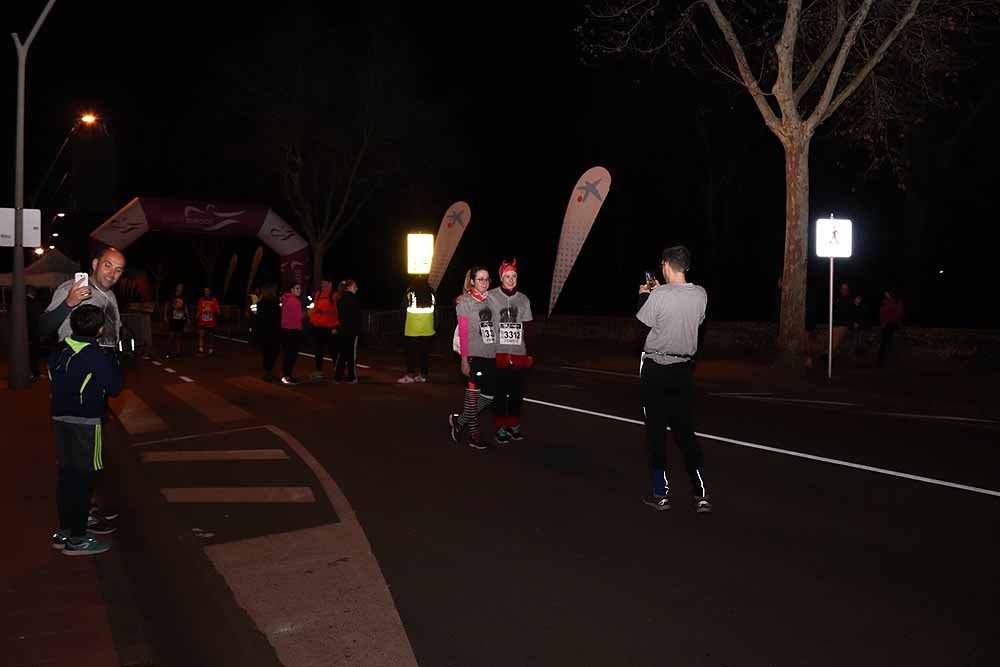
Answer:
[
  {"left": 636, "top": 283, "right": 707, "bottom": 366},
  {"left": 41, "top": 278, "right": 121, "bottom": 348}
]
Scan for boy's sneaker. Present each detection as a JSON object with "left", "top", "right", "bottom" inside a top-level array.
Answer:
[
  {"left": 495, "top": 427, "right": 513, "bottom": 445},
  {"left": 63, "top": 535, "right": 111, "bottom": 556},
  {"left": 87, "top": 516, "right": 118, "bottom": 535},
  {"left": 695, "top": 497, "right": 713, "bottom": 514},
  {"left": 414, "top": 375, "right": 428, "bottom": 383},
  {"left": 642, "top": 495, "right": 672, "bottom": 511},
  {"left": 509, "top": 424, "right": 525, "bottom": 441},
  {"left": 468, "top": 438, "right": 488, "bottom": 451},
  {"left": 397, "top": 375, "right": 416, "bottom": 384},
  {"left": 90, "top": 506, "right": 119, "bottom": 521},
  {"left": 448, "top": 414, "right": 463, "bottom": 444},
  {"left": 280, "top": 376, "right": 300, "bottom": 386},
  {"left": 51, "top": 529, "right": 70, "bottom": 550}
]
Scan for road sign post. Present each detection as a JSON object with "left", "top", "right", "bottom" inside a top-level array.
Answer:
[{"left": 815, "top": 216, "right": 853, "bottom": 380}]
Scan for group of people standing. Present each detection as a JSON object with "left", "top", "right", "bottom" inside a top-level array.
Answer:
[
  {"left": 163, "top": 283, "right": 220, "bottom": 359},
  {"left": 252, "top": 278, "right": 361, "bottom": 386},
  {"left": 445, "top": 259, "right": 534, "bottom": 448}
]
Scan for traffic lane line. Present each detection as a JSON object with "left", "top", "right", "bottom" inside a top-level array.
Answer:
[{"left": 522, "top": 396, "right": 1000, "bottom": 499}]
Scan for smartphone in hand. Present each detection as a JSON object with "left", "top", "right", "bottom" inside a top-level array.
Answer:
[
  {"left": 74, "top": 272, "right": 89, "bottom": 287},
  {"left": 645, "top": 272, "right": 656, "bottom": 290}
]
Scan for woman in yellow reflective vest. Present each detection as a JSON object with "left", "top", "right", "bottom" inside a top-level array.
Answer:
[{"left": 397, "top": 280, "right": 436, "bottom": 383}]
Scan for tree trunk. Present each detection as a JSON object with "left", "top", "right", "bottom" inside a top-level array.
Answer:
[{"left": 777, "top": 137, "right": 811, "bottom": 366}]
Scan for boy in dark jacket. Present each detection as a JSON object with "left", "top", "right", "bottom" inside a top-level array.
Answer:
[{"left": 48, "top": 305, "right": 123, "bottom": 555}]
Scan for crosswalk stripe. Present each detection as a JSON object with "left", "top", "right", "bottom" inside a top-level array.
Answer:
[
  {"left": 163, "top": 383, "right": 252, "bottom": 423},
  {"left": 109, "top": 390, "right": 168, "bottom": 435},
  {"left": 161, "top": 486, "right": 316, "bottom": 503},
  {"left": 141, "top": 449, "right": 289, "bottom": 463}
]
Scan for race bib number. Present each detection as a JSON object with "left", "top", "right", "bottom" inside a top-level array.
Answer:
[
  {"left": 172, "top": 310, "right": 185, "bottom": 320},
  {"left": 498, "top": 322, "right": 522, "bottom": 346},
  {"left": 479, "top": 321, "right": 496, "bottom": 344},
  {"left": 200, "top": 311, "right": 214, "bottom": 322}
]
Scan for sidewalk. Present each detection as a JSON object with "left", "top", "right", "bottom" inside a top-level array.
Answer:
[{"left": 1, "top": 363, "right": 120, "bottom": 667}]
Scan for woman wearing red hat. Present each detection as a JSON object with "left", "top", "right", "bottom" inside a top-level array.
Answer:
[{"left": 486, "top": 259, "right": 533, "bottom": 445}]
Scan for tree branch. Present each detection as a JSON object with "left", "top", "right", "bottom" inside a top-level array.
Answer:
[
  {"left": 816, "top": 0, "right": 922, "bottom": 127},
  {"left": 794, "top": 0, "right": 847, "bottom": 103},
  {"left": 773, "top": 0, "right": 802, "bottom": 118},
  {"left": 703, "top": 0, "right": 782, "bottom": 135},
  {"left": 805, "top": 0, "right": 878, "bottom": 130}
]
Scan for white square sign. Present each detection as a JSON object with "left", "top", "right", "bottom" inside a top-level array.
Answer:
[
  {"left": 0, "top": 208, "right": 41, "bottom": 247},
  {"left": 816, "top": 218, "right": 852, "bottom": 258}
]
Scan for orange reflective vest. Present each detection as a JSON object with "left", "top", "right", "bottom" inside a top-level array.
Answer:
[{"left": 310, "top": 289, "right": 340, "bottom": 328}]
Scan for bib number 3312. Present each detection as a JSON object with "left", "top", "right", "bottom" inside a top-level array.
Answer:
[{"left": 498, "top": 322, "right": 522, "bottom": 346}]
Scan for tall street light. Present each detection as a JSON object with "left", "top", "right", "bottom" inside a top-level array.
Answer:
[
  {"left": 29, "top": 112, "right": 99, "bottom": 208},
  {"left": 9, "top": 0, "right": 58, "bottom": 390}
]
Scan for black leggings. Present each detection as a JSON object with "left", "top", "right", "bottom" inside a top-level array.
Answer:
[
  {"left": 404, "top": 336, "right": 432, "bottom": 375},
  {"left": 335, "top": 333, "right": 358, "bottom": 380},
  {"left": 312, "top": 327, "right": 334, "bottom": 371},
  {"left": 493, "top": 364, "right": 525, "bottom": 418}
]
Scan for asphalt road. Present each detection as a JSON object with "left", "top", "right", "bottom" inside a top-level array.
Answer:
[{"left": 102, "top": 335, "right": 1000, "bottom": 666}]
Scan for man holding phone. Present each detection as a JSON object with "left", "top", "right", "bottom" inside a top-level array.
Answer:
[{"left": 40, "top": 246, "right": 126, "bottom": 351}]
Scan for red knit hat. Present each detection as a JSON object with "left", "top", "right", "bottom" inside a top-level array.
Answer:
[{"left": 499, "top": 259, "right": 518, "bottom": 278}]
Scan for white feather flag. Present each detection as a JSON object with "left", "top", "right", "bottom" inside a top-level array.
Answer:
[
  {"left": 549, "top": 167, "right": 611, "bottom": 314},
  {"left": 428, "top": 201, "right": 472, "bottom": 291}
]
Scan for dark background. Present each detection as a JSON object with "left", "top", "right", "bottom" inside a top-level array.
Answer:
[{"left": 2, "top": 0, "right": 998, "bottom": 325}]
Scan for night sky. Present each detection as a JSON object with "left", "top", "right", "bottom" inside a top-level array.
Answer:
[{"left": 2, "top": 1, "right": 999, "bottom": 326}]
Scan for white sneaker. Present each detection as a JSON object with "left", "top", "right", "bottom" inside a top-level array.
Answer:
[
  {"left": 415, "top": 375, "right": 428, "bottom": 383},
  {"left": 397, "top": 375, "right": 416, "bottom": 384},
  {"left": 281, "top": 376, "right": 300, "bottom": 386}
]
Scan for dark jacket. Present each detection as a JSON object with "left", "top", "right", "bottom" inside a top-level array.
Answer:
[
  {"left": 48, "top": 336, "right": 123, "bottom": 420},
  {"left": 254, "top": 295, "right": 281, "bottom": 343},
  {"left": 337, "top": 291, "right": 362, "bottom": 337}
]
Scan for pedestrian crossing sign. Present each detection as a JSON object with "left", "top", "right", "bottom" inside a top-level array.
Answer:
[{"left": 816, "top": 218, "right": 852, "bottom": 258}]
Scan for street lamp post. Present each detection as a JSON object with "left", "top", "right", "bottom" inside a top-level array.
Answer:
[
  {"left": 9, "top": 0, "right": 58, "bottom": 390},
  {"left": 29, "top": 113, "right": 98, "bottom": 208}
]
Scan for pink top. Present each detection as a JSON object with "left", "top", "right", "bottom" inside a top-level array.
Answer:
[{"left": 280, "top": 293, "right": 304, "bottom": 330}]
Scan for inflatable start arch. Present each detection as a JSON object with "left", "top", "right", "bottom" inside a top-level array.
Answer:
[{"left": 90, "top": 197, "right": 309, "bottom": 287}]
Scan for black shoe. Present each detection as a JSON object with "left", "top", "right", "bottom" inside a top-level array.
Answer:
[
  {"left": 695, "top": 497, "right": 713, "bottom": 514},
  {"left": 642, "top": 495, "right": 671, "bottom": 511},
  {"left": 467, "top": 438, "right": 488, "bottom": 451},
  {"left": 448, "top": 414, "right": 463, "bottom": 444},
  {"left": 90, "top": 506, "right": 119, "bottom": 521},
  {"left": 495, "top": 427, "right": 513, "bottom": 445},
  {"left": 87, "top": 516, "right": 118, "bottom": 535},
  {"left": 509, "top": 424, "right": 524, "bottom": 441}
]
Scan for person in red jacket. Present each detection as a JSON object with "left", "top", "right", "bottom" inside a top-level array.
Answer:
[
  {"left": 196, "top": 287, "right": 220, "bottom": 355},
  {"left": 877, "top": 289, "right": 904, "bottom": 367},
  {"left": 309, "top": 278, "right": 340, "bottom": 380}
]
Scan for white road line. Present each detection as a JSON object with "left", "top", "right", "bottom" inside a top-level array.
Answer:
[
  {"left": 718, "top": 395, "right": 857, "bottom": 407},
  {"left": 151, "top": 360, "right": 163, "bottom": 366},
  {"left": 523, "top": 397, "right": 1000, "bottom": 499},
  {"left": 164, "top": 367, "right": 176, "bottom": 374},
  {"left": 161, "top": 486, "right": 316, "bottom": 503},
  {"left": 141, "top": 449, "right": 289, "bottom": 463},
  {"left": 559, "top": 365, "right": 636, "bottom": 378},
  {"left": 870, "top": 411, "right": 999, "bottom": 424},
  {"left": 216, "top": 334, "right": 371, "bottom": 369},
  {"left": 132, "top": 425, "right": 269, "bottom": 447},
  {"left": 179, "top": 375, "right": 195, "bottom": 383}
]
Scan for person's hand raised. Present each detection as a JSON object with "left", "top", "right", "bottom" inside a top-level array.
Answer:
[{"left": 65, "top": 277, "right": 92, "bottom": 307}]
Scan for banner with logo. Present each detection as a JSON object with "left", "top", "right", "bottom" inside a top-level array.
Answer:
[
  {"left": 427, "top": 201, "right": 472, "bottom": 291},
  {"left": 91, "top": 197, "right": 309, "bottom": 287},
  {"left": 549, "top": 167, "right": 611, "bottom": 314}
]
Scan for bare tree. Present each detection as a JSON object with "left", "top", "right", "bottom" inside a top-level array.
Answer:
[{"left": 584, "top": 0, "right": 996, "bottom": 364}]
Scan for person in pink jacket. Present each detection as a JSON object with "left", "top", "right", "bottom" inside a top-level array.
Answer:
[{"left": 280, "top": 283, "right": 305, "bottom": 385}]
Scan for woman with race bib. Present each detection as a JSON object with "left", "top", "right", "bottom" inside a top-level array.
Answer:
[
  {"left": 448, "top": 265, "right": 496, "bottom": 450},
  {"left": 196, "top": 286, "right": 220, "bottom": 355},
  {"left": 486, "top": 260, "right": 533, "bottom": 445}
]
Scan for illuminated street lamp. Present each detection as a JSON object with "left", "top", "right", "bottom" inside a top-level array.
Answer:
[
  {"left": 34, "top": 247, "right": 44, "bottom": 255},
  {"left": 30, "top": 112, "right": 102, "bottom": 208},
  {"left": 407, "top": 233, "right": 433, "bottom": 275}
]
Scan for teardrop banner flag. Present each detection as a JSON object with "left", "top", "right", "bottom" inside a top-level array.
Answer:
[
  {"left": 549, "top": 166, "right": 611, "bottom": 314},
  {"left": 428, "top": 201, "right": 472, "bottom": 291}
]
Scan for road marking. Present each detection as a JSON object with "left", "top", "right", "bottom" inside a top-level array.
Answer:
[
  {"left": 523, "top": 397, "right": 1000, "bottom": 498},
  {"left": 161, "top": 486, "right": 316, "bottom": 503},
  {"left": 869, "top": 411, "right": 999, "bottom": 424},
  {"left": 716, "top": 395, "right": 857, "bottom": 407},
  {"left": 141, "top": 449, "right": 289, "bottom": 463},
  {"left": 164, "top": 383, "right": 252, "bottom": 422},
  {"left": 559, "top": 365, "right": 636, "bottom": 378},
  {"left": 109, "top": 390, "right": 168, "bottom": 435},
  {"left": 215, "top": 334, "right": 371, "bottom": 368},
  {"left": 179, "top": 375, "right": 195, "bottom": 383},
  {"left": 163, "top": 367, "right": 176, "bottom": 374},
  {"left": 132, "top": 425, "right": 269, "bottom": 447},
  {"left": 151, "top": 361, "right": 162, "bottom": 366}
]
